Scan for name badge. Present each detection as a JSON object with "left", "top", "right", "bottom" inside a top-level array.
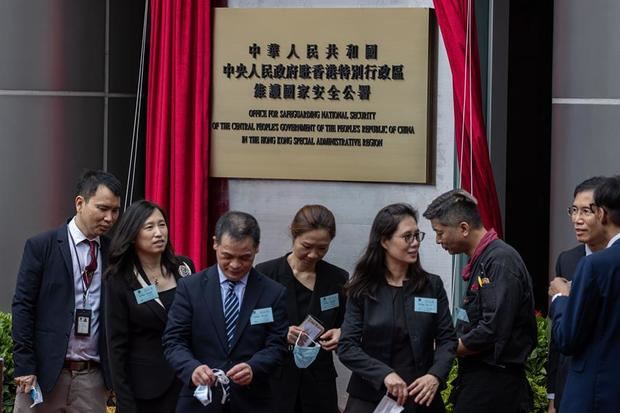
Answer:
[
  {"left": 134, "top": 284, "right": 159, "bottom": 304},
  {"left": 456, "top": 307, "right": 470, "bottom": 323},
  {"left": 75, "top": 308, "right": 92, "bottom": 336},
  {"left": 320, "top": 293, "right": 340, "bottom": 312},
  {"left": 414, "top": 297, "right": 437, "bottom": 314},
  {"left": 250, "top": 307, "right": 274, "bottom": 325}
]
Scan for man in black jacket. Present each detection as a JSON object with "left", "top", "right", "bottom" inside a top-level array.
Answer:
[
  {"left": 546, "top": 176, "right": 607, "bottom": 413},
  {"left": 424, "top": 189, "right": 537, "bottom": 413}
]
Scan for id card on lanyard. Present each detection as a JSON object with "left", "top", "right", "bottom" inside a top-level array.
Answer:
[{"left": 69, "top": 231, "right": 97, "bottom": 337}]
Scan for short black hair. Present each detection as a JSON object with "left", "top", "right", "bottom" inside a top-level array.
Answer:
[
  {"left": 214, "top": 211, "right": 260, "bottom": 246},
  {"left": 574, "top": 176, "right": 606, "bottom": 198},
  {"left": 594, "top": 175, "right": 620, "bottom": 226},
  {"left": 76, "top": 170, "right": 122, "bottom": 201},
  {"left": 423, "top": 189, "right": 483, "bottom": 229}
]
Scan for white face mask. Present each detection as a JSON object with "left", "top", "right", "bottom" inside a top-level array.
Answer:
[
  {"left": 372, "top": 394, "right": 405, "bottom": 413},
  {"left": 193, "top": 369, "right": 230, "bottom": 406}
]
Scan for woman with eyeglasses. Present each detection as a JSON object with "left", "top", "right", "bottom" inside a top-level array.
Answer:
[
  {"left": 338, "top": 203, "right": 456, "bottom": 413},
  {"left": 104, "top": 200, "right": 194, "bottom": 413},
  {"left": 255, "top": 204, "right": 348, "bottom": 413}
]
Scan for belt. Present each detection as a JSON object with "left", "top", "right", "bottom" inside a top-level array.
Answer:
[{"left": 63, "top": 359, "right": 99, "bottom": 371}]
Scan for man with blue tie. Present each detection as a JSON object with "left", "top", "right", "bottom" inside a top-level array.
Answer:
[
  {"left": 163, "top": 211, "right": 288, "bottom": 413},
  {"left": 549, "top": 175, "right": 620, "bottom": 413}
]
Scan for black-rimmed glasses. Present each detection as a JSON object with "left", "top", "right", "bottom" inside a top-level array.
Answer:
[{"left": 400, "top": 231, "right": 425, "bottom": 244}]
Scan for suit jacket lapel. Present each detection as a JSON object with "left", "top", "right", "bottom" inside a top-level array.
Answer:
[
  {"left": 203, "top": 267, "right": 228, "bottom": 350},
  {"left": 229, "top": 268, "right": 263, "bottom": 351},
  {"left": 403, "top": 282, "right": 424, "bottom": 361},
  {"left": 279, "top": 256, "right": 301, "bottom": 324},
  {"left": 57, "top": 225, "right": 74, "bottom": 282}
]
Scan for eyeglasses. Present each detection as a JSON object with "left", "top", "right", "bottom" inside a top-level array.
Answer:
[
  {"left": 400, "top": 231, "right": 425, "bottom": 244},
  {"left": 567, "top": 204, "right": 596, "bottom": 218}
]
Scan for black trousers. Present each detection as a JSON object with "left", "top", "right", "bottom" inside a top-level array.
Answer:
[{"left": 451, "top": 360, "right": 532, "bottom": 413}]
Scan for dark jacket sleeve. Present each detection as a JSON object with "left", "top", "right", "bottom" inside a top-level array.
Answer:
[
  {"left": 546, "top": 254, "right": 564, "bottom": 394},
  {"left": 162, "top": 278, "right": 203, "bottom": 386},
  {"left": 337, "top": 295, "right": 393, "bottom": 391},
  {"left": 550, "top": 258, "right": 600, "bottom": 355},
  {"left": 12, "top": 237, "right": 45, "bottom": 377},
  {"left": 427, "top": 277, "right": 457, "bottom": 383},
  {"left": 105, "top": 276, "right": 138, "bottom": 413}
]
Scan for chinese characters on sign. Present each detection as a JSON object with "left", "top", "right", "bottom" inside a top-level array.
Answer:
[
  {"left": 211, "top": 8, "right": 433, "bottom": 183},
  {"left": 222, "top": 43, "right": 404, "bottom": 102}
]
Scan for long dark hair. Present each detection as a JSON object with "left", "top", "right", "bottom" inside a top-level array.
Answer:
[
  {"left": 105, "top": 200, "right": 181, "bottom": 280},
  {"left": 346, "top": 203, "right": 429, "bottom": 299}
]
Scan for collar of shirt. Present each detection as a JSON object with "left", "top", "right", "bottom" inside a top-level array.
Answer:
[
  {"left": 217, "top": 265, "right": 249, "bottom": 310},
  {"left": 585, "top": 244, "right": 593, "bottom": 256},
  {"left": 606, "top": 232, "right": 620, "bottom": 248},
  {"left": 68, "top": 217, "right": 101, "bottom": 246}
]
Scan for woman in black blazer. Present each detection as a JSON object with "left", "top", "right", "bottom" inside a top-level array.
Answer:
[
  {"left": 104, "top": 200, "right": 194, "bottom": 413},
  {"left": 256, "top": 204, "right": 348, "bottom": 413},
  {"left": 338, "top": 203, "right": 456, "bottom": 413}
]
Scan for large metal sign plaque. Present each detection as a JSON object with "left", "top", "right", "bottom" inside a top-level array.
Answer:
[{"left": 211, "top": 8, "right": 433, "bottom": 183}]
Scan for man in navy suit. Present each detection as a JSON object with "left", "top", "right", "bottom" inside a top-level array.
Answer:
[
  {"left": 547, "top": 176, "right": 607, "bottom": 413},
  {"left": 12, "top": 170, "right": 122, "bottom": 413},
  {"left": 549, "top": 175, "right": 620, "bottom": 413},
  {"left": 163, "top": 211, "right": 288, "bottom": 413}
]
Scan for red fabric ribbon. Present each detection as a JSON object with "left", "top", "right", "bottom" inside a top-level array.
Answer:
[{"left": 461, "top": 228, "right": 498, "bottom": 281}]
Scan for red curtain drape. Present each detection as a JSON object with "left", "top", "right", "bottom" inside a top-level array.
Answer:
[
  {"left": 145, "top": 0, "right": 221, "bottom": 270},
  {"left": 433, "top": 0, "right": 503, "bottom": 238}
]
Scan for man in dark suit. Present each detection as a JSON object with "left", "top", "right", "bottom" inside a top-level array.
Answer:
[
  {"left": 547, "top": 176, "right": 607, "bottom": 413},
  {"left": 12, "top": 170, "right": 122, "bottom": 413},
  {"left": 549, "top": 175, "right": 620, "bottom": 413},
  {"left": 163, "top": 211, "right": 288, "bottom": 413}
]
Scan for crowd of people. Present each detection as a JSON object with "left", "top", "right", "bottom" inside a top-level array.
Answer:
[{"left": 10, "top": 170, "right": 620, "bottom": 413}]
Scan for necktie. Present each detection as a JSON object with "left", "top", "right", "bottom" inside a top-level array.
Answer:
[
  {"left": 83, "top": 240, "right": 98, "bottom": 288},
  {"left": 224, "top": 280, "right": 240, "bottom": 348}
]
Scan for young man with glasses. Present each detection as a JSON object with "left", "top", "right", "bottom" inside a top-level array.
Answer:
[
  {"left": 423, "top": 189, "right": 536, "bottom": 413},
  {"left": 547, "top": 176, "right": 606, "bottom": 413}
]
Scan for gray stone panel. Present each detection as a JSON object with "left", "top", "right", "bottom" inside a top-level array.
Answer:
[
  {"left": 553, "top": 0, "right": 620, "bottom": 98},
  {"left": 0, "top": 0, "right": 105, "bottom": 91}
]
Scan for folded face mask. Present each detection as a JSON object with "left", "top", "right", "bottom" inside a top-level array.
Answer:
[
  {"left": 293, "top": 332, "right": 321, "bottom": 368},
  {"left": 372, "top": 393, "right": 405, "bottom": 413},
  {"left": 193, "top": 369, "right": 230, "bottom": 406},
  {"left": 30, "top": 383, "right": 43, "bottom": 408}
]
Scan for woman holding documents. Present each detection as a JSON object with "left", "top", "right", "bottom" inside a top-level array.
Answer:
[
  {"left": 104, "top": 201, "right": 194, "bottom": 413},
  {"left": 256, "top": 204, "right": 348, "bottom": 413},
  {"left": 338, "top": 203, "right": 456, "bottom": 413}
]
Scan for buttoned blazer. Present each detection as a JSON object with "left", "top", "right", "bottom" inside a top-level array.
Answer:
[
  {"left": 338, "top": 274, "right": 456, "bottom": 404},
  {"left": 12, "top": 224, "right": 112, "bottom": 394},
  {"left": 105, "top": 257, "right": 194, "bottom": 413},
  {"left": 547, "top": 244, "right": 584, "bottom": 409},
  {"left": 255, "top": 255, "right": 348, "bottom": 411},
  {"left": 162, "top": 265, "right": 289, "bottom": 413},
  {"left": 551, "top": 239, "right": 620, "bottom": 413}
]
